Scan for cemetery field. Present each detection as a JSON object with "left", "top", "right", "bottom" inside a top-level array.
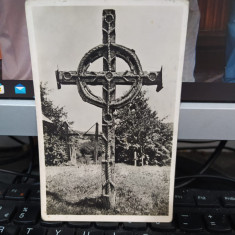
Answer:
[{"left": 46, "top": 163, "right": 171, "bottom": 216}]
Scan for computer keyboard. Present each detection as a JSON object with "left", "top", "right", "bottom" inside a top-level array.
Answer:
[{"left": 1, "top": 182, "right": 235, "bottom": 234}]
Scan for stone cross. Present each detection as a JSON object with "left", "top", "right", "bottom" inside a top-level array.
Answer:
[{"left": 56, "top": 9, "right": 163, "bottom": 209}]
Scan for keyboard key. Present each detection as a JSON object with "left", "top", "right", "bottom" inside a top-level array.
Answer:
[
  {"left": 77, "top": 231, "right": 91, "bottom": 235},
  {"left": 150, "top": 222, "right": 175, "bottom": 231},
  {"left": 0, "top": 204, "right": 15, "bottom": 223},
  {"left": 5, "top": 185, "right": 29, "bottom": 200},
  {"left": 123, "top": 223, "right": 146, "bottom": 230},
  {"left": 204, "top": 213, "right": 232, "bottom": 233},
  {"left": 230, "top": 214, "right": 235, "bottom": 227},
  {"left": 96, "top": 222, "right": 119, "bottom": 229},
  {"left": 194, "top": 194, "right": 220, "bottom": 207},
  {"left": 29, "top": 187, "right": 40, "bottom": 201},
  {"left": 177, "top": 213, "right": 204, "bottom": 232},
  {"left": 105, "top": 231, "right": 132, "bottom": 235},
  {"left": 90, "top": 231, "right": 105, "bottom": 235},
  {"left": 3, "top": 183, "right": 235, "bottom": 235},
  {"left": 47, "top": 228, "right": 75, "bottom": 235},
  {"left": 13, "top": 205, "right": 39, "bottom": 225},
  {"left": 135, "top": 233, "right": 162, "bottom": 235},
  {"left": 0, "top": 183, "right": 8, "bottom": 199},
  {"left": 0, "top": 225, "right": 19, "bottom": 235},
  {"left": 78, "top": 230, "right": 104, "bottom": 235},
  {"left": 68, "top": 222, "right": 91, "bottom": 228},
  {"left": 41, "top": 221, "right": 63, "bottom": 227},
  {"left": 19, "top": 226, "right": 46, "bottom": 235},
  {"left": 221, "top": 195, "right": 235, "bottom": 208},
  {"left": 174, "top": 189, "right": 195, "bottom": 207},
  {"left": 166, "top": 233, "right": 191, "bottom": 235}
]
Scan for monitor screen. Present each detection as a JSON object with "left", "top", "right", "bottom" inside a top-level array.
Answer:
[
  {"left": 181, "top": 0, "right": 235, "bottom": 102},
  {"left": 1, "top": 0, "right": 235, "bottom": 102},
  {"left": 0, "top": 0, "right": 34, "bottom": 99}
]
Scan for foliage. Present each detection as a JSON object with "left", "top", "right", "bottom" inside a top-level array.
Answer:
[
  {"left": 41, "top": 82, "right": 73, "bottom": 128},
  {"left": 41, "top": 82, "right": 72, "bottom": 166},
  {"left": 79, "top": 141, "right": 95, "bottom": 156},
  {"left": 77, "top": 141, "right": 96, "bottom": 164},
  {"left": 115, "top": 90, "right": 173, "bottom": 166},
  {"left": 73, "top": 136, "right": 103, "bottom": 165},
  {"left": 43, "top": 132, "right": 68, "bottom": 166}
]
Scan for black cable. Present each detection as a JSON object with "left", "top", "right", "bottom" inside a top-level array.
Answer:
[
  {"left": 175, "top": 174, "right": 235, "bottom": 187},
  {"left": 0, "top": 168, "right": 39, "bottom": 179},
  {"left": 0, "top": 137, "right": 29, "bottom": 165},
  {"left": 178, "top": 146, "right": 217, "bottom": 150},
  {"left": 0, "top": 137, "right": 38, "bottom": 183},
  {"left": 22, "top": 137, "right": 35, "bottom": 183},
  {"left": 0, "top": 146, "right": 24, "bottom": 153},
  {"left": 9, "top": 136, "right": 26, "bottom": 145},
  {"left": 31, "top": 182, "right": 40, "bottom": 186},
  {"left": 224, "top": 147, "right": 235, "bottom": 152},
  {"left": 175, "top": 140, "right": 227, "bottom": 188},
  {"left": 177, "top": 146, "right": 235, "bottom": 152},
  {"left": 0, "top": 146, "right": 30, "bottom": 166},
  {"left": 191, "top": 140, "right": 226, "bottom": 174},
  {"left": 0, "top": 152, "right": 29, "bottom": 165},
  {"left": 178, "top": 140, "right": 219, "bottom": 144}
]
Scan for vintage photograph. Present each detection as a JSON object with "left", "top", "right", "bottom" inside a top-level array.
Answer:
[{"left": 26, "top": 0, "right": 188, "bottom": 222}]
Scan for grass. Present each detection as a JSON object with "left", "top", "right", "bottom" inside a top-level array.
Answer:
[{"left": 46, "top": 163, "right": 170, "bottom": 216}]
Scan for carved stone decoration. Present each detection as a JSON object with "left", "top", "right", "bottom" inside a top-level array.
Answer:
[{"left": 56, "top": 9, "right": 163, "bottom": 209}]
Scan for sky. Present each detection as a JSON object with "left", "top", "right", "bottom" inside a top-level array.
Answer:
[{"left": 30, "top": 1, "right": 188, "bottom": 132}]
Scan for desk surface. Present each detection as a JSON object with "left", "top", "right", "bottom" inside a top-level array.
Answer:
[{"left": 0, "top": 100, "right": 235, "bottom": 140}]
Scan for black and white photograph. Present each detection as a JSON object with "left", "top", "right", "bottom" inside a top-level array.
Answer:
[{"left": 26, "top": 0, "right": 189, "bottom": 222}]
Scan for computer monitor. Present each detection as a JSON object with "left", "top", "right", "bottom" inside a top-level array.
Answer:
[
  {"left": 1, "top": 0, "right": 235, "bottom": 140},
  {"left": 0, "top": 0, "right": 34, "bottom": 99}
]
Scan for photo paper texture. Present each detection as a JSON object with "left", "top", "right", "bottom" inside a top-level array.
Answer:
[{"left": 26, "top": 0, "right": 189, "bottom": 222}]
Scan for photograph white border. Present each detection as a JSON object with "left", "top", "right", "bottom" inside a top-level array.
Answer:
[{"left": 26, "top": 0, "right": 189, "bottom": 222}]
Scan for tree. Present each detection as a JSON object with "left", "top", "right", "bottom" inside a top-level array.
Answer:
[
  {"left": 115, "top": 90, "right": 173, "bottom": 166},
  {"left": 41, "top": 82, "right": 73, "bottom": 166},
  {"left": 40, "top": 83, "right": 72, "bottom": 130}
]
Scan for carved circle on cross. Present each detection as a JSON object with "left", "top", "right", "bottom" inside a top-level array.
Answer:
[
  {"left": 76, "top": 43, "right": 144, "bottom": 110},
  {"left": 105, "top": 13, "right": 114, "bottom": 24}
]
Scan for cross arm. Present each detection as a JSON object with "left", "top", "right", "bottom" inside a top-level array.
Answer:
[
  {"left": 56, "top": 68, "right": 163, "bottom": 91},
  {"left": 56, "top": 70, "right": 77, "bottom": 89}
]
